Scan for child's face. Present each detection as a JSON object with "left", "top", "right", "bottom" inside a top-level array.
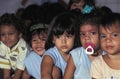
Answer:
[
  {"left": 52, "top": 32, "right": 75, "bottom": 54},
  {"left": 70, "top": 0, "right": 85, "bottom": 11},
  {"left": 31, "top": 33, "right": 47, "bottom": 56},
  {"left": 100, "top": 24, "right": 120, "bottom": 55},
  {"left": 0, "top": 25, "right": 21, "bottom": 48},
  {"left": 80, "top": 24, "right": 99, "bottom": 50}
]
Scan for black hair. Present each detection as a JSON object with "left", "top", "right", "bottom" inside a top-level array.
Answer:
[
  {"left": 0, "top": 13, "right": 25, "bottom": 35},
  {"left": 29, "top": 28, "right": 48, "bottom": 47},
  {"left": 45, "top": 12, "right": 80, "bottom": 50},
  {"left": 77, "top": 11, "right": 101, "bottom": 56},
  {"left": 77, "top": 12, "right": 101, "bottom": 29},
  {"left": 100, "top": 12, "right": 120, "bottom": 30}
]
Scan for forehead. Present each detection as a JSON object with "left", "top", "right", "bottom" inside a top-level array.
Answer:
[
  {"left": 80, "top": 24, "right": 98, "bottom": 32},
  {"left": 100, "top": 24, "right": 120, "bottom": 33},
  {"left": 0, "top": 25, "right": 16, "bottom": 31}
]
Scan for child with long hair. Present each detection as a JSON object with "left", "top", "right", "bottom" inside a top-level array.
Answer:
[
  {"left": 63, "top": 11, "right": 102, "bottom": 79},
  {"left": 41, "top": 12, "right": 80, "bottom": 79}
]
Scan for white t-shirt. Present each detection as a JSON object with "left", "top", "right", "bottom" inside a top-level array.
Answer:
[{"left": 91, "top": 55, "right": 120, "bottom": 79}]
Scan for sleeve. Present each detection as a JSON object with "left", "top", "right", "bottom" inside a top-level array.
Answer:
[
  {"left": 16, "top": 46, "right": 28, "bottom": 70},
  {"left": 0, "top": 41, "right": 11, "bottom": 69},
  {"left": 90, "top": 57, "right": 102, "bottom": 79}
]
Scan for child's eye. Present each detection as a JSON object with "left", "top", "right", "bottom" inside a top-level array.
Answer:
[
  {"left": 100, "top": 34, "right": 106, "bottom": 39},
  {"left": 66, "top": 34, "right": 73, "bottom": 38},
  {"left": 112, "top": 33, "right": 120, "bottom": 38},
  {"left": 80, "top": 33, "right": 85, "bottom": 37},
  {"left": 55, "top": 35, "right": 61, "bottom": 38},
  {"left": 32, "top": 39, "right": 37, "bottom": 42},
  {"left": 9, "top": 32, "right": 14, "bottom": 35},
  {"left": 40, "top": 38, "right": 47, "bottom": 41},
  {"left": 90, "top": 32, "right": 97, "bottom": 35},
  {"left": 0, "top": 33, "right": 5, "bottom": 37}
]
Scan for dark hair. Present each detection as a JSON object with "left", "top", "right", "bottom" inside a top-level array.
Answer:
[
  {"left": 29, "top": 28, "right": 48, "bottom": 47},
  {"left": 77, "top": 11, "right": 101, "bottom": 56},
  {"left": 100, "top": 12, "right": 120, "bottom": 30},
  {"left": 0, "top": 13, "right": 24, "bottom": 35},
  {"left": 78, "top": 12, "right": 101, "bottom": 28},
  {"left": 45, "top": 12, "right": 80, "bottom": 50}
]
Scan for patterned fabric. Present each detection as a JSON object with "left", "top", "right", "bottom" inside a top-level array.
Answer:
[{"left": 0, "top": 38, "right": 30, "bottom": 70}]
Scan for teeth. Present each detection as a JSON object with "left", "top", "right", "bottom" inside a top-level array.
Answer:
[{"left": 36, "top": 48, "right": 43, "bottom": 51}]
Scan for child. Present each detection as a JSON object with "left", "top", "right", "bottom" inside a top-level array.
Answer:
[
  {"left": 63, "top": 12, "right": 102, "bottom": 79},
  {"left": 90, "top": 13, "right": 120, "bottom": 79},
  {"left": 0, "top": 13, "right": 30, "bottom": 79},
  {"left": 22, "top": 23, "right": 48, "bottom": 79},
  {"left": 41, "top": 12, "right": 80, "bottom": 79},
  {"left": 68, "top": 0, "right": 95, "bottom": 14}
]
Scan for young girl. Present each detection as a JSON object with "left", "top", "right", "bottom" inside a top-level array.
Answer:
[
  {"left": 0, "top": 13, "right": 30, "bottom": 79},
  {"left": 22, "top": 23, "right": 48, "bottom": 79},
  {"left": 63, "top": 12, "right": 102, "bottom": 79},
  {"left": 41, "top": 12, "right": 80, "bottom": 79},
  {"left": 90, "top": 13, "right": 120, "bottom": 79}
]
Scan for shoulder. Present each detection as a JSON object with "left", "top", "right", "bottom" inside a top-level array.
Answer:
[
  {"left": 92, "top": 55, "right": 103, "bottom": 65},
  {"left": 70, "top": 47, "right": 85, "bottom": 57},
  {"left": 25, "top": 51, "right": 41, "bottom": 61}
]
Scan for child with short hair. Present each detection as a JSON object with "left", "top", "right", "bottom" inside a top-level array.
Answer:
[
  {"left": 0, "top": 13, "right": 30, "bottom": 79},
  {"left": 41, "top": 12, "right": 80, "bottom": 79},
  {"left": 22, "top": 23, "right": 48, "bottom": 79},
  {"left": 90, "top": 13, "right": 120, "bottom": 79},
  {"left": 63, "top": 11, "right": 102, "bottom": 79}
]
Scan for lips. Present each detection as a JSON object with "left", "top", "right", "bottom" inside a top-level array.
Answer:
[{"left": 85, "top": 42, "right": 95, "bottom": 49}]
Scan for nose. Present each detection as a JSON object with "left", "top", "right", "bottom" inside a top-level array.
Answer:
[
  {"left": 84, "top": 34, "right": 91, "bottom": 40},
  {"left": 106, "top": 37, "right": 112, "bottom": 43},
  {"left": 61, "top": 36, "right": 67, "bottom": 44}
]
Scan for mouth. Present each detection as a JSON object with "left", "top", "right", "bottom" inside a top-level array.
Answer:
[{"left": 85, "top": 42, "right": 95, "bottom": 54}]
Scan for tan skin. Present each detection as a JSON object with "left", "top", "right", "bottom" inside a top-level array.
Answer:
[
  {"left": 22, "top": 33, "right": 62, "bottom": 79},
  {"left": 92, "top": 25, "right": 120, "bottom": 79},
  {"left": 41, "top": 33, "right": 75, "bottom": 79},
  {"left": 63, "top": 24, "right": 102, "bottom": 79},
  {"left": 0, "top": 25, "right": 23, "bottom": 79}
]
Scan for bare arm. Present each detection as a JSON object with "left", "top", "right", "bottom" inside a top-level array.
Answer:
[
  {"left": 41, "top": 55, "right": 54, "bottom": 79},
  {"left": 63, "top": 55, "right": 75, "bottom": 79},
  {"left": 52, "top": 66, "right": 62, "bottom": 79},
  {"left": 3, "top": 69, "right": 10, "bottom": 79},
  {"left": 22, "top": 68, "right": 30, "bottom": 79}
]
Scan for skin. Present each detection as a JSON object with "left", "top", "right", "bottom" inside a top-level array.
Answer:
[
  {"left": 22, "top": 33, "right": 47, "bottom": 79},
  {"left": 22, "top": 33, "right": 61, "bottom": 79},
  {"left": 100, "top": 25, "right": 120, "bottom": 69},
  {"left": 0, "top": 25, "right": 21, "bottom": 49},
  {"left": 92, "top": 24, "right": 120, "bottom": 79},
  {"left": 63, "top": 24, "right": 100, "bottom": 79},
  {"left": 0, "top": 25, "right": 22, "bottom": 79},
  {"left": 41, "top": 32, "right": 75, "bottom": 79},
  {"left": 31, "top": 33, "right": 47, "bottom": 56}
]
